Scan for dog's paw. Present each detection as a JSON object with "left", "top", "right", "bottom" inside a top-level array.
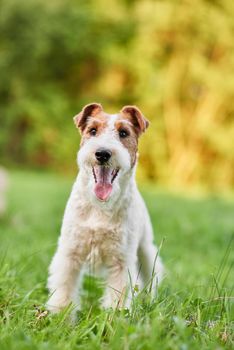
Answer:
[
  {"left": 101, "top": 292, "right": 128, "bottom": 310},
  {"left": 101, "top": 293, "right": 113, "bottom": 309},
  {"left": 46, "top": 294, "right": 71, "bottom": 314}
]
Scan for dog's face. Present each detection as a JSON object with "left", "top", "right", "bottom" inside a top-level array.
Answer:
[{"left": 74, "top": 103, "right": 149, "bottom": 203}]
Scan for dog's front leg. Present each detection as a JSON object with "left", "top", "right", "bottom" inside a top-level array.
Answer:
[
  {"left": 102, "top": 263, "right": 128, "bottom": 309},
  {"left": 47, "top": 248, "right": 82, "bottom": 313},
  {"left": 101, "top": 260, "right": 138, "bottom": 309},
  {"left": 138, "top": 239, "right": 164, "bottom": 297}
]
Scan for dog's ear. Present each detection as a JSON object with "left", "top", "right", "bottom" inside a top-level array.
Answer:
[
  {"left": 121, "top": 106, "right": 149, "bottom": 135},
  {"left": 73, "top": 103, "right": 103, "bottom": 132}
]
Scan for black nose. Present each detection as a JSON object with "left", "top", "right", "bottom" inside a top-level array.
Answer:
[{"left": 95, "top": 148, "right": 112, "bottom": 164}]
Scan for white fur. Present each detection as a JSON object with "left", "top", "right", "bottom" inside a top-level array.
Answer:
[{"left": 47, "top": 118, "right": 164, "bottom": 312}]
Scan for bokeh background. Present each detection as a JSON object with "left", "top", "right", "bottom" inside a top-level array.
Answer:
[
  {"left": 0, "top": 2, "right": 234, "bottom": 348},
  {"left": 1, "top": 0, "right": 234, "bottom": 192}
]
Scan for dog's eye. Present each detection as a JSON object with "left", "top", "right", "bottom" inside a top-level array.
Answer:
[
  {"left": 119, "top": 129, "right": 129, "bottom": 138},
  {"left": 89, "top": 128, "right": 97, "bottom": 136}
]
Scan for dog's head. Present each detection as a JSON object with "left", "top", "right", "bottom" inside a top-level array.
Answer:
[{"left": 74, "top": 103, "right": 149, "bottom": 203}]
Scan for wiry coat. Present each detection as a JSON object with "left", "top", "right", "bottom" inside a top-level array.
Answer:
[{"left": 47, "top": 103, "right": 164, "bottom": 312}]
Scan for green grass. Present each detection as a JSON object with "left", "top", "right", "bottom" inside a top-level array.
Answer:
[{"left": 0, "top": 171, "right": 233, "bottom": 350}]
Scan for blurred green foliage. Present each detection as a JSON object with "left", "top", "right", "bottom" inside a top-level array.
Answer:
[{"left": 0, "top": 0, "right": 234, "bottom": 190}]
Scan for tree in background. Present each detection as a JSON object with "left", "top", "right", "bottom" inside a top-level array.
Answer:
[{"left": 0, "top": 0, "right": 233, "bottom": 191}]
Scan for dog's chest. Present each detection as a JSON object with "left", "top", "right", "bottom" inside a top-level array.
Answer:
[{"left": 76, "top": 208, "right": 127, "bottom": 266}]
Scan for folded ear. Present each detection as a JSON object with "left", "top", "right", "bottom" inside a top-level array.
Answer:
[
  {"left": 120, "top": 106, "right": 149, "bottom": 135},
  {"left": 73, "top": 103, "right": 103, "bottom": 132}
]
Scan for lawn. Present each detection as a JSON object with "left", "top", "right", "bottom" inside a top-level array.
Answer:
[{"left": 0, "top": 171, "right": 233, "bottom": 350}]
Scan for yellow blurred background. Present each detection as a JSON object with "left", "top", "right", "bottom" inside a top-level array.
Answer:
[{"left": 0, "top": 0, "right": 234, "bottom": 191}]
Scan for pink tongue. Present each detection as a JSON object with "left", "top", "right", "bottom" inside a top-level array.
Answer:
[{"left": 94, "top": 167, "right": 113, "bottom": 201}]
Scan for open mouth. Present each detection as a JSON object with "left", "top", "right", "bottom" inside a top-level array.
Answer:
[{"left": 92, "top": 166, "right": 119, "bottom": 201}]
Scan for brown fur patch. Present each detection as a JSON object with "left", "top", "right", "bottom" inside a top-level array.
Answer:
[
  {"left": 120, "top": 106, "right": 149, "bottom": 135},
  {"left": 80, "top": 112, "right": 109, "bottom": 146},
  {"left": 74, "top": 103, "right": 103, "bottom": 132},
  {"left": 115, "top": 119, "right": 138, "bottom": 167}
]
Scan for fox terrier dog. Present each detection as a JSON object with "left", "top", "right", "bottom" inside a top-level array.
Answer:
[{"left": 47, "top": 103, "right": 164, "bottom": 312}]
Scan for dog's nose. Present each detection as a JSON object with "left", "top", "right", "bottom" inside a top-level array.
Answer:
[{"left": 95, "top": 148, "right": 112, "bottom": 164}]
